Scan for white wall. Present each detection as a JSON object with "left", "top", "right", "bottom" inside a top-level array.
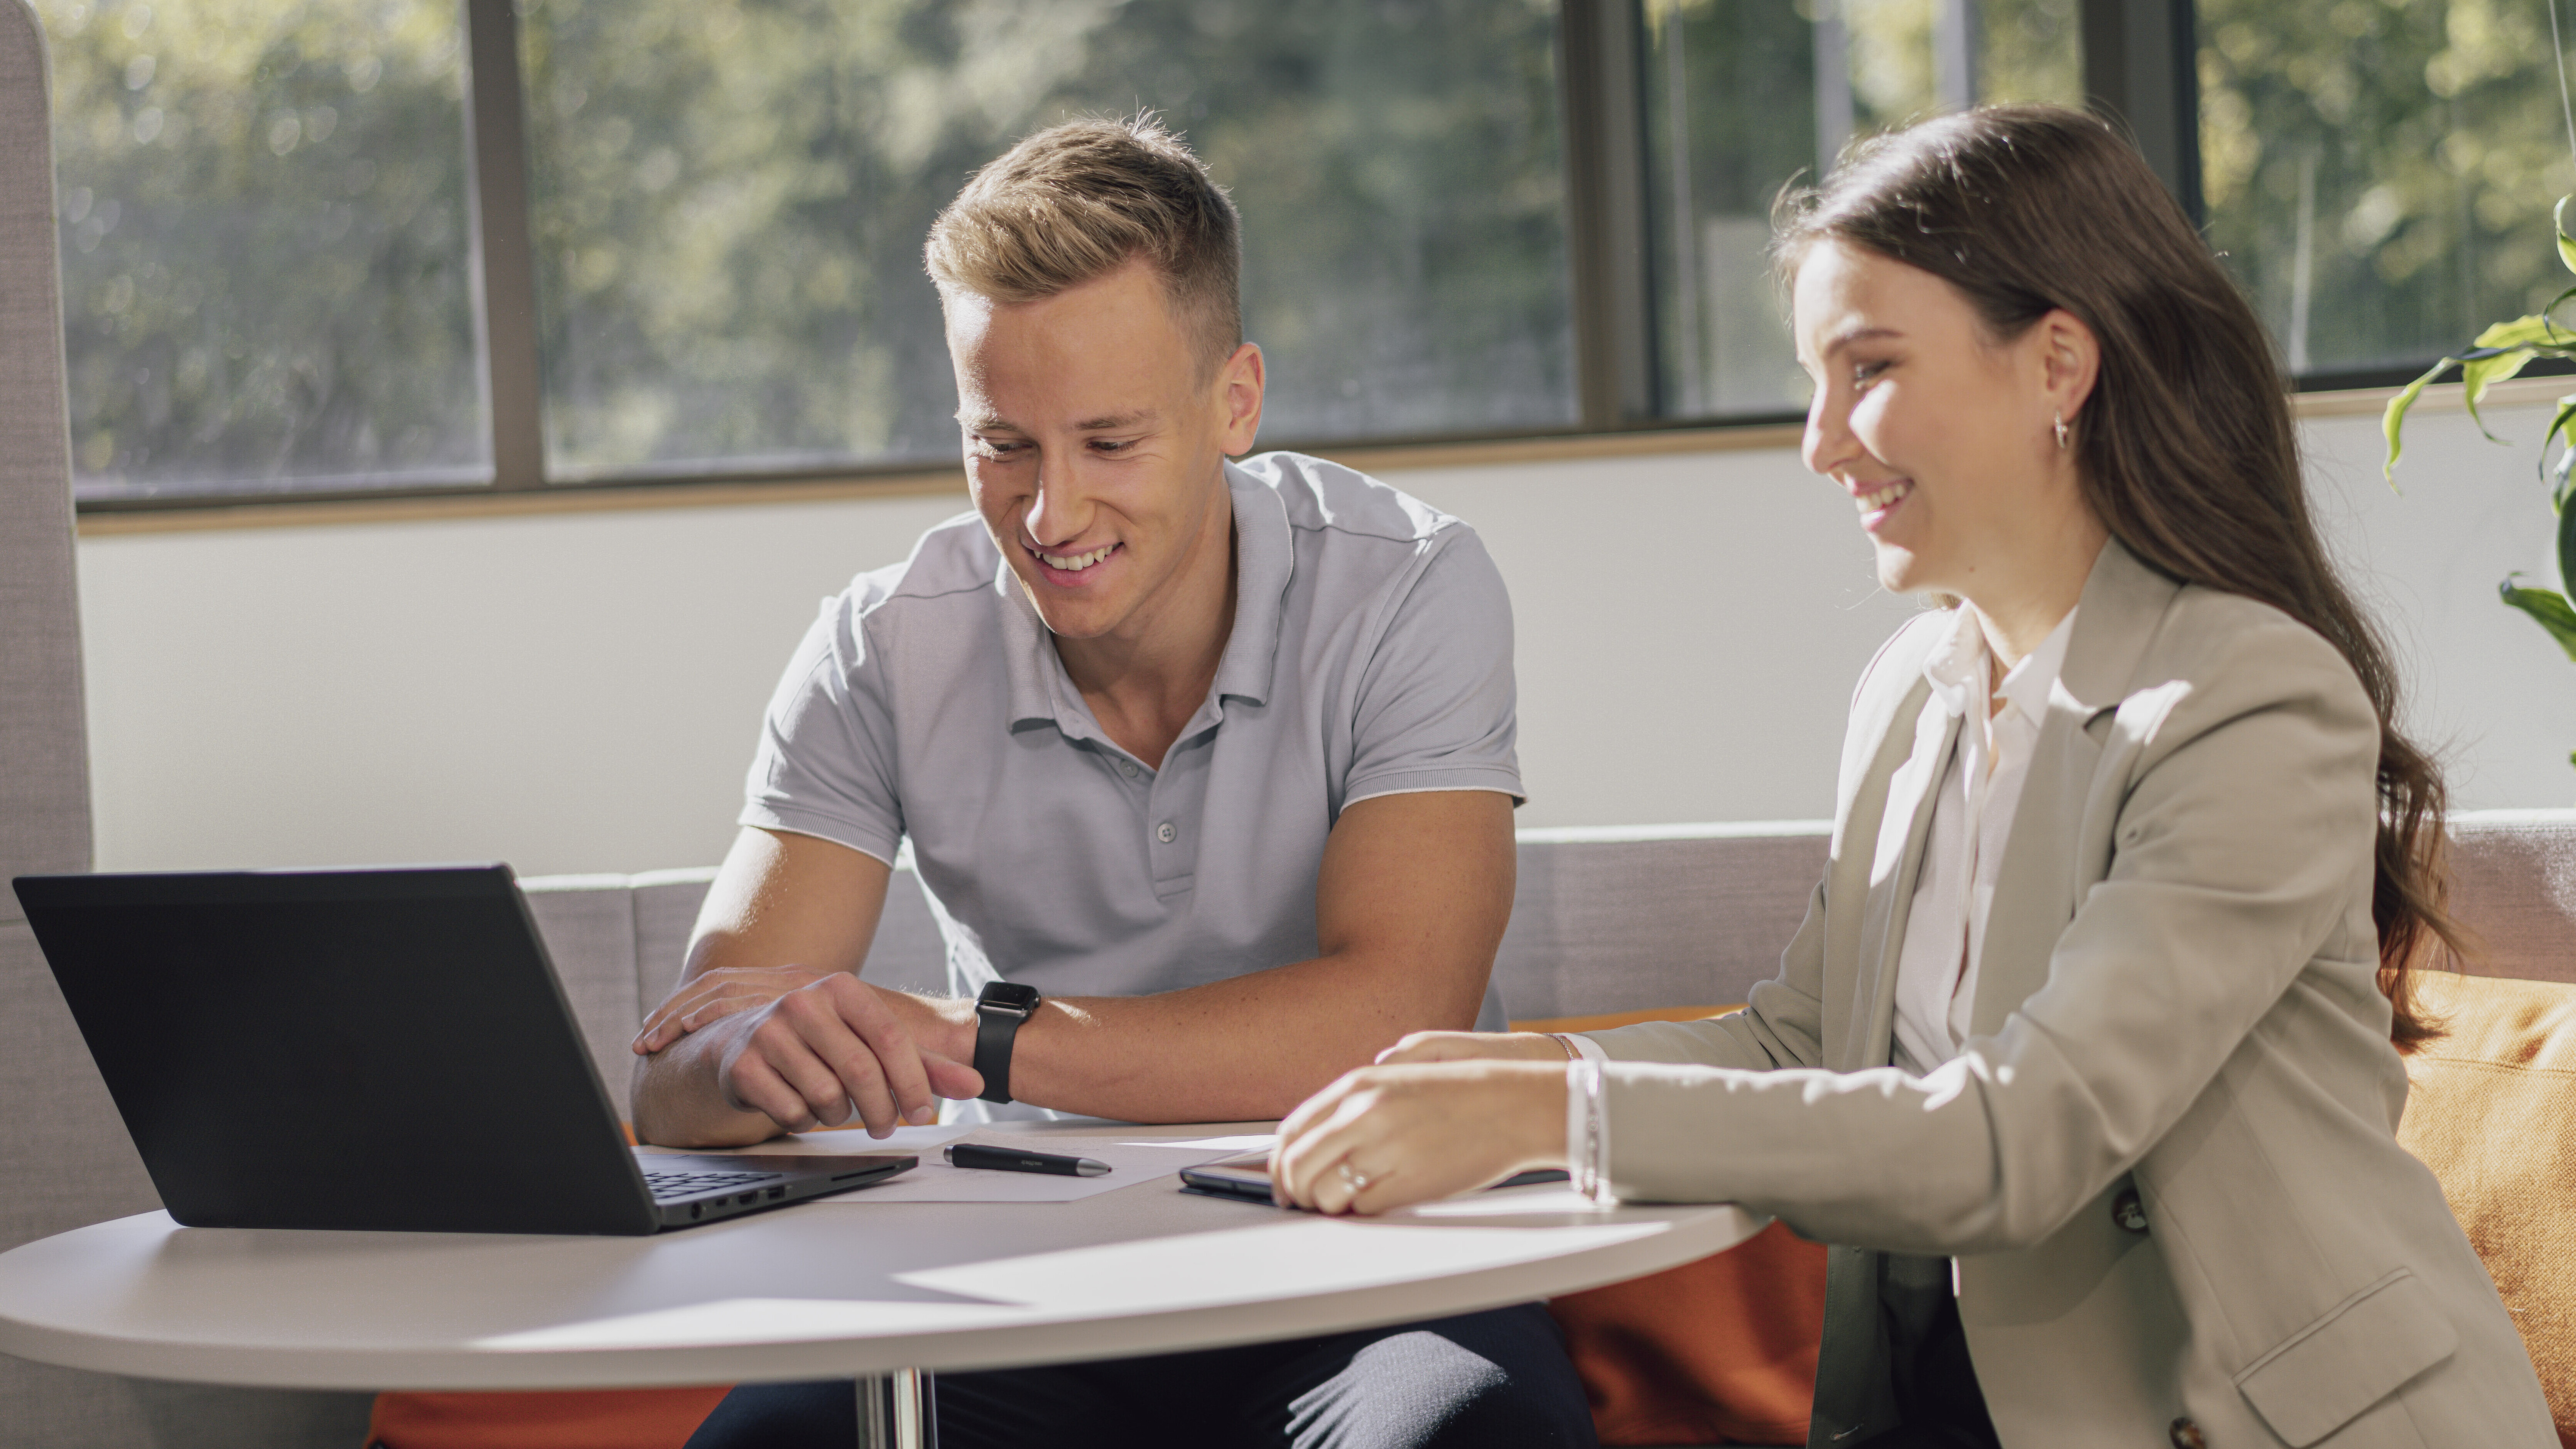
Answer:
[{"left": 74, "top": 394, "right": 2576, "bottom": 876}]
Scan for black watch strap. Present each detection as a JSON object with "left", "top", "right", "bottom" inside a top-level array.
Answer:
[{"left": 973, "top": 983, "right": 1040, "bottom": 1104}]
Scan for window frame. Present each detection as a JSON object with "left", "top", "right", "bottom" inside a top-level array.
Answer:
[{"left": 60, "top": 0, "right": 2271, "bottom": 518}]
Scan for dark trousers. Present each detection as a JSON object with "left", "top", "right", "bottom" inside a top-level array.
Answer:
[
  {"left": 1865, "top": 1256, "right": 2001, "bottom": 1449},
  {"left": 683, "top": 1302, "right": 1597, "bottom": 1449}
]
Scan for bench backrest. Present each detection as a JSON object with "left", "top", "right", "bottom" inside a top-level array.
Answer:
[{"left": 526, "top": 809, "right": 2576, "bottom": 1102}]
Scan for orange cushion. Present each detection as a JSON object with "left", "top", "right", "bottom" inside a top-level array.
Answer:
[
  {"left": 2398, "top": 971, "right": 2576, "bottom": 1447},
  {"left": 365, "top": 1387, "right": 732, "bottom": 1449},
  {"left": 1549, "top": 1219, "right": 1825, "bottom": 1447}
]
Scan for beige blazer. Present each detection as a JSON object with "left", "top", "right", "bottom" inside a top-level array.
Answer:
[{"left": 1587, "top": 541, "right": 2552, "bottom": 1449}]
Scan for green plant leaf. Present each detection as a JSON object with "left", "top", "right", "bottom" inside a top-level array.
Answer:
[
  {"left": 2461, "top": 316, "right": 2563, "bottom": 439},
  {"left": 2545, "top": 393, "right": 2576, "bottom": 493},
  {"left": 2384, "top": 358, "right": 2455, "bottom": 481},
  {"left": 2500, "top": 575, "right": 2576, "bottom": 662},
  {"left": 2561, "top": 486, "right": 2576, "bottom": 599},
  {"left": 2547, "top": 283, "right": 2576, "bottom": 329},
  {"left": 2472, "top": 315, "right": 2570, "bottom": 349},
  {"left": 2557, "top": 196, "right": 2576, "bottom": 276}
]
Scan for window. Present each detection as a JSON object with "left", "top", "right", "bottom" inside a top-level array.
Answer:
[
  {"left": 42, "top": 1, "right": 2518, "bottom": 508},
  {"left": 1639, "top": 0, "right": 2084, "bottom": 421},
  {"left": 40, "top": 0, "right": 485, "bottom": 501},
  {"left": 2198, "top": 0, "right": 2574, "bottom": 382},
  {"left": 518, "top": 0, "right": 1574, "bottom": 481}
]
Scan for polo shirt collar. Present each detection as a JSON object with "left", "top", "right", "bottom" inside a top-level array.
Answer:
[
  {"left": 995, "top": 459, "right": 1294, "bottom": 734},
  {"left": 1209, "top": 460, "right": 1292, "bottom": 709}
]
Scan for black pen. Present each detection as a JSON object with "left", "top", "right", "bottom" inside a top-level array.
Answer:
[{"left": 943, "top": 1142, "right": 1111, "bottom": 1177}]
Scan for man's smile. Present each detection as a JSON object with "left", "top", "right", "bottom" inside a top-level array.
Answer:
[{"left": 1035, "top": 542, "right": 1118, "bottom": 572}]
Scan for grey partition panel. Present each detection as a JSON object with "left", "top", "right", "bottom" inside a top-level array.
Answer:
[
  {"left": 0, "top": 925, "right": 373, "bottom": 1449},
  {"left": 1494, "top": 828, "right": 1830, "bottom": 1020},
  {"left": 0, "top": 924, "right": 154, "bottom": 1271},
  {"left": 522, "top": 880, "right": 648, "bottom": 1104},
  {"left": 2448, "top": 815, "right": 2576, "bottom": 985},
  {"left": 0, "top": 0, "right": 88, "bottom": 904}
]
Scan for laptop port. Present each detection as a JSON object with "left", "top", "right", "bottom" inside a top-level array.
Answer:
[
  {"left": 690, "top": 1203, "right": 703, "bottom": 1219},
  {"left": 766, "top": 1186, "right": 786, "bottom": 1200}
]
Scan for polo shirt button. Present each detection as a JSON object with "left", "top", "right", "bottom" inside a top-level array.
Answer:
[
  {"left": 2113, "top": 1187, "right": 2149, "bottom": 1233},
  {"left": 1156, "top": 821, "right": 1177, "bottom": 844},
  {"left": 1118, "top": 760, "right": 1139, "bottom": 779},
  {"left": 2168, "top": 1417, "right": 2206, "bottom": 1449}
]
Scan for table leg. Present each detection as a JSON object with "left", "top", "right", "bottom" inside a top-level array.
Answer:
[{"left": 855, "top": 1368, "right": 937, "bottom": 1449}]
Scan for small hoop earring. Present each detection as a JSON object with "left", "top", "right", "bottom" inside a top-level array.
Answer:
[{"left": 2053, "top": 413, "right": 2071, "bottom": 451}]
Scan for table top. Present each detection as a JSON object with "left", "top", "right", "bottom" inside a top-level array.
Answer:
[{"left": 0, "top": 1120, "right": 1764, "bottom": 1391}]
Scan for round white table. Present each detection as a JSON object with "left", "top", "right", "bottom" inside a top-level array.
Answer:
[{"left": 0, "top": 1121, "right": 1765, "bottom": 1448}]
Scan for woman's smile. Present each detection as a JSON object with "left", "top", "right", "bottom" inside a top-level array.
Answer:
[{"left": 1852, "top": 478, "right": 1914, "bottom": 531}]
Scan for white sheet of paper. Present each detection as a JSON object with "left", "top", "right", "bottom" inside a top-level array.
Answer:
[{"left": 811, "top": 1130, "right": 1253, "bottom": 1204}]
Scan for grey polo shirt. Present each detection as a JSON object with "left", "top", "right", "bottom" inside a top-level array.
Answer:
[{"left": 741, "top": 452, "right": 1521, "bottom": 1038}]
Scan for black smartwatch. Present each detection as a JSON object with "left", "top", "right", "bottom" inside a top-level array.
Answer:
[{"left": 972, "top": 981, "right": 1043, "bottom": 1104}]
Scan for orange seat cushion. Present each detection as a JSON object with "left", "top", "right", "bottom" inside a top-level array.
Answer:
[
  {"left": 365, "top": 1387, "right": 732, "bottom": 1449},
  {"left": 2397, "top": 971, "right": 2576, "bottom": 1447},
  {"left": 1549, "top": 1219, "right": 1826, "bottom": 1447}
]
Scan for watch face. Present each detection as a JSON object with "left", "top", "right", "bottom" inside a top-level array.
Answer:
[{"left": 979, "top": 981, "right": 1041, "bottom": 1013}]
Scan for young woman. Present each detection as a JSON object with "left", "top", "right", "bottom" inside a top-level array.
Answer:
[{"left": 1273, "top": 106, "right": 2554, "bottom": 1449}]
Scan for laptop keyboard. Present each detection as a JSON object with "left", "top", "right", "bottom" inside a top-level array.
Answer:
[{"left": 641, "top": 1168, "right": 786, "bottom": 1201}]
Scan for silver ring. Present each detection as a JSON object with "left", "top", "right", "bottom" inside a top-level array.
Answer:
[{"left": 1337, "top": 1162, "right": 1370, "bottom": 1192}]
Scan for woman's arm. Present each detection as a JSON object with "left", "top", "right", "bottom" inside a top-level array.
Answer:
[
  {"left": 1600, "top": 607, "right": 2382, "bottom": 1251},
  {"left": 1283, "top": 605, "right": 2381, "bottom": 1237}
]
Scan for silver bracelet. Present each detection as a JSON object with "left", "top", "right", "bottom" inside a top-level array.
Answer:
[{"left": 1566, "top": 1054, "right": 1610, "bottom": 1205}]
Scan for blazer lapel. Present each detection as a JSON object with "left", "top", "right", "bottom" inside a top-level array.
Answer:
[
  {"left": 1968, "top": 540, "right": 2183, "bottom": 1037},
  {"left": 1845, "top": 680, "right": 1956, "bottom": 1072}
]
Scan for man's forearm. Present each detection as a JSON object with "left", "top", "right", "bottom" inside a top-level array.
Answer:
[{"left": 979, "top": 950, "right": 1489, "bottom": 1123}]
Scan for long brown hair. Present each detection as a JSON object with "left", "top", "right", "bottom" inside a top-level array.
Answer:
[{"left": 1774, "top": 103, "right": 2452, "bottom": 1046}]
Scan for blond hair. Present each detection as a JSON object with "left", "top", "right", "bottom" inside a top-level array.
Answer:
[{"left": 925, "top": 115, "right": 1242, "bottom": 374}]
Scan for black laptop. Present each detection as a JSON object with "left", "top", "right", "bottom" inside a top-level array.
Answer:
[{"left": 9, "top": 864, "right": 914, "bottom": 1235}]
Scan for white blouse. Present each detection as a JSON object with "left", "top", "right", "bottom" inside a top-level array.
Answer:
[{"left": 1888, "top": 605, "right": 2076, "bottom": 1072}]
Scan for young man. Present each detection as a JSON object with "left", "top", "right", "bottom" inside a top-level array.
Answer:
[{"left": 644, "top": 118, "right": 1597, "bottom": 1449}]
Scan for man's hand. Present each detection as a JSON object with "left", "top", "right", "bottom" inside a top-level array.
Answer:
[
  {"left": 687, "top": 971, "right": 982, "bottom": 1137},
  {"left": 633, "top": 964, "right": 832, "bottom": 1055},
  {"left": 1374, "top": 1030, "right": 1568, "bottom": 1066},
  {"left": 1271, "top": 1059, "right": 1567, "bottom": 1216}
]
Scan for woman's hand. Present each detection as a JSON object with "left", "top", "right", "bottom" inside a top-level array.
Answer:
[
  {"left": 1374, "top": 1029, "right": 1572, "bottom": 1066},
  {"left": 1272, "top": 1060, "right": 1568, "bottom": 1215}
]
